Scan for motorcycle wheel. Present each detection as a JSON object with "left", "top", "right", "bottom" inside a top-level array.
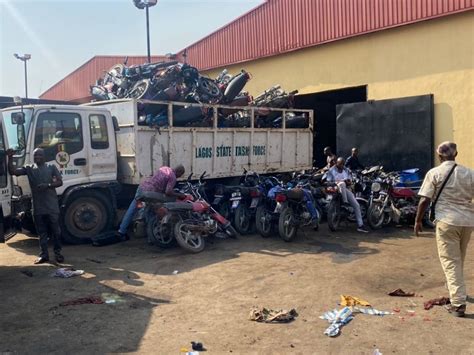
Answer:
[
  {"left": 278, "top": 207, "right": 298, "bottom": 242},
  {"left": 174, "top": 219, "right": 206, "bottom": 253},
  {"left": 224, "top": 224, "right": 238, "bottom": 238},
  {"left": 234, "top": 204, "right": 252, "bottom": 235},
  {"left": 347, "top": 199, "right": 368, "bottom": 222},
  {"left": 255, "top": 205, "right": 272, "bottom": 238},
  {"left": 127, "top": 79, "right": 150, "bottom": 99},
  {"left": 197, "top": 77, "right": 223, "bottom": 103},
  {"left": 146, "top": 215, "right": 176, "bottom": 248},
  {"left": 327, "top": 200, "right": 341, "bottom": 232},
  {"left": 315, "top": 204, "right": 324, "bottom": 224},
  {"left": 367, "top": 203, "right": 385, "bottom": 230},
  {"left": 103, "top": 64, "right": 125, "bottom": 85}
]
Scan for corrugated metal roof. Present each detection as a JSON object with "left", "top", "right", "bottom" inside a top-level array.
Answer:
[
  {"left": 40, "top": 55, "right": 171, "bottom": 102},
  {"left": 41, "top": 0, "right": 473, "bottom": 101},
  {"left": 176, "top": 0, "right": 473, "bottom": 70}
]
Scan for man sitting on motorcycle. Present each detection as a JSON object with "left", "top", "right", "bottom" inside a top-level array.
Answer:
[
  {"left": 326, "top": 158, "right": 369, "bottom": 233},
  {"left": 117, "top": 165, "right": 186, "bottom": 240},
  {"left": 323, "top": 146, "right": 337, "bottom": 171}
]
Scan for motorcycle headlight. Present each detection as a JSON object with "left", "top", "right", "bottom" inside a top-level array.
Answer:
[{"left": 371, "top": 182, "right": 381, "bottom": 193}]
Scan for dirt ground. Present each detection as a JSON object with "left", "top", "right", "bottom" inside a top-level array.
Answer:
[{"left": 1, "top": 225, "right": 473, "bottom": 354}]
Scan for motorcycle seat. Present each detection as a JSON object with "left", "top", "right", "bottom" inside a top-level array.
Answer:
[
  {"left": 392, "top": 187, "right": 416, "bottom": 198},
  {"left": 136, "top": 191, "right": 176, "bottom": 203},
  {"left": 287, "top": 188, "right": 304, "bottom": 201},
  {"left": 163, "top": 202, "right": 194, "bottom": 211},
  {"left": 238, "top": 186, "right": 260, "bottom": 196}
]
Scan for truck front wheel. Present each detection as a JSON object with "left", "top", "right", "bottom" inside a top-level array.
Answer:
[{"left": 62, "top": 190, "right": 112, "bottom": 244}]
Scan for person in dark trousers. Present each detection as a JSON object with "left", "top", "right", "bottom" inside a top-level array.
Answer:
[
  {"left": 7, "top": 148, "right": 64, "bottom": 264},
  {"left": 323, "top": 146, "right": 337, "bottom": 171},
  {"left": 345, "top": 147, "right": 364, "bottom": 171}
]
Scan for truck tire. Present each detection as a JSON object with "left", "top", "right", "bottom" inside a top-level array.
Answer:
[
  {"left": 278, "top": 207, "right": 298, "bottom": 242},
  {"left": 61, "top": 190, "right": 112, "bottom": 244}
]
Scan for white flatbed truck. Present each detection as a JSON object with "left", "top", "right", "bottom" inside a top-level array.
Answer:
[{"left": 0, "top": 99, "right": 313, "bottom": 243}]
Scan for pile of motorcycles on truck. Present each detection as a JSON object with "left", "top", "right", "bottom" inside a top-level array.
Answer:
[
  {"left": 90, "top": 58, "right": 309, "bottom": 129},
  {"left": 133, "top": 166, "right": 433, "bottom": 254}
]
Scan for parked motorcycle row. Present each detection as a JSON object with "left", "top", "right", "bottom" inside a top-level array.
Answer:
[
  {"left": 132, "top": 166, "right": 430, "bottom": 254},
  {"left": 90, "top": 58, "right": 309, "bottom": 129}
]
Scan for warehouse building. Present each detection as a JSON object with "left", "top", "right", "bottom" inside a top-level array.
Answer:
[{"left": 40, "top": 0, "right": 474, "bottom": 168}]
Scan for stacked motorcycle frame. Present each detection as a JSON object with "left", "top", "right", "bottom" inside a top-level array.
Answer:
[{"left": 90, "top": 58, "right": 309, "bottom": 129}]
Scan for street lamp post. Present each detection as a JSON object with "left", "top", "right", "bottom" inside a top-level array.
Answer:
[
  {"left": 13, "top": 53, "right": 31, "bottom": 98},
  {"left": 133, "top": 0, "right": 158, "bottom": 63}
]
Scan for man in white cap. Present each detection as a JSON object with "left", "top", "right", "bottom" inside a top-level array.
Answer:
[{"left": 415, "top": 141, "right": 473, "bottom": 317}]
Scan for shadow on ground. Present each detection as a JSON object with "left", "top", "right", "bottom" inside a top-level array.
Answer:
[
  {"left": 5, "top": 224, "right": 421, "bottom": 277},
  {"left": 0, "top": 261, "right": 169, "bottom": 353}
]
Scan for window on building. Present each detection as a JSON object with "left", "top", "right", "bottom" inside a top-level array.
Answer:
[
  {"left": 89, "top": 114, "right": 109, "bottom": 149},
  {"left": 35, "top": 112, "right": 83, "bottom": 162}
]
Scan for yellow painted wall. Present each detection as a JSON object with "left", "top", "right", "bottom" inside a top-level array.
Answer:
[{"left": 205, "top": 12, "right": 473, "bottom": 167}]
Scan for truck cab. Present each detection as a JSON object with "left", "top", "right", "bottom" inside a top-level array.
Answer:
[
  {"left": 0, "top": 112, "right": 13, "bottom": 242},
  {"left": 1, "top": 105, "right": 120, "bottom": 244}
]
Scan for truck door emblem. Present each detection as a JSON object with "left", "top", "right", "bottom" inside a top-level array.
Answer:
[{"left": 56, "top": 151, "right": 70, "bottom": 167}]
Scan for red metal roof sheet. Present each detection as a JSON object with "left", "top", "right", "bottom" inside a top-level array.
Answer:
[
  {"left": 40, "top": 55, "right": 171, "bottom": 102},
  {"left": 176, "top": 0, "right": 473, "bottom": 70}
]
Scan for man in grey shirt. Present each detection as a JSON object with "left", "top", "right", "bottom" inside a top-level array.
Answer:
[{"left": 7, "top": 148, "right": 64, "bottom": 264}]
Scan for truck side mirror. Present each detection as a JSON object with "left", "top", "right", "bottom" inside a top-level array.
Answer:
[
  {"left": 112, "top": 116, "right": 120, "bottom": 131},
  {"left": 17, "top": 124, "right": 26, "bottom": 150},
  {"left": 11, "top": 112, "right": 25, "bottom": 125}
]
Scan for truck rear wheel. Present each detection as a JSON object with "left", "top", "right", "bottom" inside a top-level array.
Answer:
[{"left": 62, "top": 190, "right": 112, "bottom": 244}]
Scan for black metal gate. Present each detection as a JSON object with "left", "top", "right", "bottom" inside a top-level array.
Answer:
[{"left": 336, "top": 94, "right": 434, "bottom": 174}]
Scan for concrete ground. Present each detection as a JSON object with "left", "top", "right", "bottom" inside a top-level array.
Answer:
[{"left": 0, "top": 225, "right": 473, "bottom": 354}]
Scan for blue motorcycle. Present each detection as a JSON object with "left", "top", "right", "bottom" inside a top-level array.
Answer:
[{"left": 256, "top": 177, "right": 320, "bottom": 241}]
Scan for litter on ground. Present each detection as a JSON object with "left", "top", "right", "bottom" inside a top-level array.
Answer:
[
  {"left": 249, "top": 307, "right": 298, "bottom": 323},
  {"left": 353, "top": 307, "right": 393, "bottom": 316},
  {"left": 101, "top": 293, "right": 126, "bottom": 304},
  {"left": 340, "top": 295, "right": 371, "bottom": 307},
  {"left": 424, "top": 297, "right": 450, "bottom": 310},
  {"left": 59, "top": 296, "right": 104, "bottom": 306},
  {"left": 388, "top": 288, "right": 416, "bottom": 297},
  {"left": 320, "top": 307, "right": 353, "bottom": 337},
  {"left": 52, "top": 268, "right": 84, "bottom": 278}
]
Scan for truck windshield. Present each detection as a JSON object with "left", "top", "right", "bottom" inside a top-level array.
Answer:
[{"left": 3, "top": 108, "right": 33, "bottom": 155}]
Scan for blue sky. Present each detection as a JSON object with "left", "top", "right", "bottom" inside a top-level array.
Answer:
[{"left": 0, "top": 0, "right": 264, "bottom": 98}]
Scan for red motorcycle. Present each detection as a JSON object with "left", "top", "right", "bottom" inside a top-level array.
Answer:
[
  {"left": 141, "top": 172, "right": 237, "bottom": 253},
  {"left": 367, "top": 172, "right": 434, "bottom": 229}
]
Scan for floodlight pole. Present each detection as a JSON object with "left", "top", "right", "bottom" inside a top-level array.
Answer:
[{"left": 14, "top": 53, "right": 31, "bottom": 98}]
